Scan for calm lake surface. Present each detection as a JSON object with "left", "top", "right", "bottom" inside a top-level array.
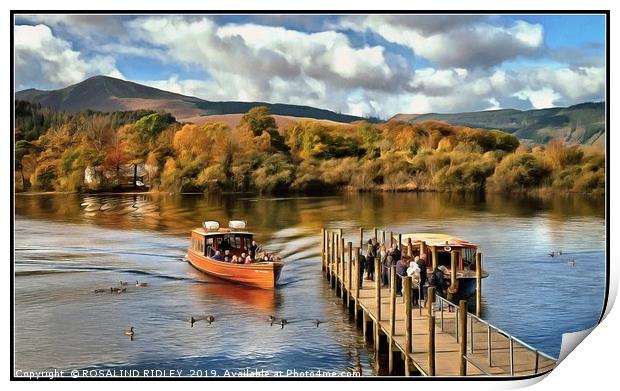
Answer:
[{"left": 14, "top": 192, "right": 606, "bottom": 375}]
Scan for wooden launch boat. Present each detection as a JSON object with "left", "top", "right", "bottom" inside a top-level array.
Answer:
[
  {"left": 398, "top": 233, "right": 488, "bottom": 300},
  {"left": 186, "top": 221, "right": 283, "bottom": 289}
]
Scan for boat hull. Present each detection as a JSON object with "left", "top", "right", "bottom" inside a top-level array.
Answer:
[
  {"left": 455, "top": 277, "right": 477, "bottom": 301},
  {"left": 187, "top": 249, "right": 283, "bottom": 289}
]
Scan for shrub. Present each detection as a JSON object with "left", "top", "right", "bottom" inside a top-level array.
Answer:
[
  {"left": 487, "top": 153, "right": 552, "bottom": 193},
  {"left": 252, "top": 154, "right": 296, "bottom": 194},
  {"left": 433, "top": 159, "right": 495, "bottom": 193}
]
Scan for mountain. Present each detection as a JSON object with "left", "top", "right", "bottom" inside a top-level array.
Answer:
[
  {"left": 15, "top": 75, "right": 369, "bottom": 124},
  {"left": 390, "top": 102, "right": 605, "bottom": 145}
]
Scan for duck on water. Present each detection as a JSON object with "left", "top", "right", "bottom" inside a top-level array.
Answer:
[{"left": 185, "top": 221, "right": 284, "bottom": 289}]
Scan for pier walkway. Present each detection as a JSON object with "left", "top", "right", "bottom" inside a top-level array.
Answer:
[{"left": 321, "top": 227, "right": 557, "bottom": 377}]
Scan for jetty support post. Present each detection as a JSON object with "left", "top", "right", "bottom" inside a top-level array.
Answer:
[
  {"left": 330, "top": 231, "right": 335, "bottom": 287},
  {"left": 476, "top": 252, "right": 483, "bottom": 317},
  {"left": 420, "top": 240, "right": 426, "bottom": 259},
  {"left": 373, "top": 227, "right": 378, "bottom": 243},
  {"left": 336, "top": 232, "right": 341, "bottom": 294},
  {"left": 359, "top": 227, "right": 363, "bottom": 249},
  {"left": 459, "top": 300, "right": 468, "bottom": 376},
  {"left": 321, "top": 228, "right": 325, "bottom": 272},
  {"left": 389, "top": 231, "right": 394, "bottom": 247},
  {"left": 340, "top": 235, "right": 345, "bottom": 300},
  {"left": 382, "top": 230, "right": 386, "bottom": 245},
  {"left": 353, "top": 246, "right": 360, "bottom": 323},
  {"left": 347, "top": 241, "right": 352, "bottom": 307},
  {"left": 398, "top": 233, "right": 402, "bottom": 251},
  {"left": 431, "top": 245, "right": 437, "bottom": 270},
  {"left": 374, "top": 256, "right": 381, "bottom": 358},
  {"left": 326, "top": 231, "right": 331, "bottom": 281},
  {"left": 451, "top": 251, "right": 457, "bottom": 286},
  {"left": 428, "top": 311, "right": 436, "bottom": 376},
  {"left": 355, "top": 247, "right": 361, "bottom": 295},
  {"left": 427, "top": 287, "right": 435, "bottom": 318},
  {"left": 389, "top": 266, "right": 397, "bottom": 374},
  {"left": 403, "top": 276, "right": 413, "bottom": 375},
  {"left": 407, "top": 238, "right": 413, "bottom": 257},
  {"left": 362, "top": 311, "right": 369, "bottom": 342}
]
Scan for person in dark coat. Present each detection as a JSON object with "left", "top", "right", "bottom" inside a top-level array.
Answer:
[
  {"left": 395, "top": 257, "right": 408, "bottom": 296},
  {"left": 430, "top": 266, "right": 447, "bottom": 303},
  {"left": 365, "top": 242, "right": 376, "bottom": 280},
  {"left": 358, "top": 250, "right": 366, "bottom": 288},
  {"left": 417, "top": 253, "right": 428, "bottom": 305},
  {"left": 392, "top": 245, "right": 402, "bottom": 263}
]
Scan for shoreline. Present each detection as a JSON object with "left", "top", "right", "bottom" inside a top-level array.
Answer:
[{"left": 13, "top": 189, "right": 605, "bottom": 197}]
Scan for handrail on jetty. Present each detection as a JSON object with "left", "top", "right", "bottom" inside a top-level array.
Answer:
[{"left": 320, "top": 227, "right": 558, "bottom": 377}]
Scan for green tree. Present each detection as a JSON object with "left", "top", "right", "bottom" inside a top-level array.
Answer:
[
  {"left": 135, "top": 112, "right": 176, "bottom": 139},
  {"left": 239, "top": 106, "right": 277, "bottom": 137}
]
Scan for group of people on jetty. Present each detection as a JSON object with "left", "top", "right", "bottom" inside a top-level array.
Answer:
[
  {"left": 359, "top": 238, "right": 454, "bottom": 307},
  {"left": 210, "top": 240, "right": 279, "bottom": 264}
]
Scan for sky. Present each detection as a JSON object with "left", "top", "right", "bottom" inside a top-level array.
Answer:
[{"left": 13, "top": 14, "right": 606, "bottom": 119}]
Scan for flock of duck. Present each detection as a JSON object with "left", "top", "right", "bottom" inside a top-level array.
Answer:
[
  {"left": 121, "top": 314, "right": 326, "bottom": 340},
  {"left": 93, "top": 281, "right": 149, "bottom": 294},
  {"left": 547, "top": 250, "right": 577, "bottom": 266},
  {"left": 101, "top": 280, "right": 327, "bottom": 340}
]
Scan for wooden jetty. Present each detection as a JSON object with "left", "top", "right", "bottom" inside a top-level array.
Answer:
[{"left": 321, "top": 227, "right": 557, "bottom": 377}]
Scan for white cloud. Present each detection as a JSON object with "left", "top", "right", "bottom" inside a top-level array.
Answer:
[
  {"left": 14, "top": 24, "right": 123, "bottom": 90},
  {"left": 343, "top": 15, "right": 544, "bottom": 68},
  {"left": 514, "top": 87, "right": 561, "bottom": 109},
  {"left": 125, "top": 16, "right": 413, "bottom": 117},
  {"left": 13, "top": 16, "right": 605, "bottom": 118}
]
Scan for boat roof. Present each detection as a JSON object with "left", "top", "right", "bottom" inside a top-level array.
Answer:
[
  {"left": 397, "top": 233, "right": 477, "bottom": 248},
  {"left": 192, "top": 228, "right": 254, "bottom": 236}
]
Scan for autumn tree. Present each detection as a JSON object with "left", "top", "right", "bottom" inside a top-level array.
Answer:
[
  {"left": 120, "top": 113, "right": 176, "bottom": 186},
  {"left": 239, "top": 106, "right": 288, "bottom": 153}
]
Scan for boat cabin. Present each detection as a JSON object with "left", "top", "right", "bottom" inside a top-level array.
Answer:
[
  {"left": 399, "top": 233, "right": 479, "bottom": 273},
  {"left": 190, "top": 221, "right": 255, "bottom": 259}
]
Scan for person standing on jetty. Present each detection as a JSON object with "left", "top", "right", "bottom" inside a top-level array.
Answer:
[
  {"left": 417, "top": 253, "right": 428, "bottom": 306},
  {"left": 395, "top": 256, "right": 408, "bottom": 296},
  {"left": 407, "top": 258, "right": 422, "bottom": 306},
  {"left": 365, "top": 241, "right": 376, "bottom": 281},
  {"left": 430, "top": 265, "right": 447, "bottom": 308},
  {"left": 379, "top": 244, "right": 389, "bottom": 286}
]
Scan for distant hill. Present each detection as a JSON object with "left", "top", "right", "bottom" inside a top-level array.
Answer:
[
  {"left": 15, "top": 75, "right": 369, "bottom": 124},
  {"left": 184, "top": 113, "right": 357, "bottom": 129},
  {"left": 390, "top": 102, "right": 605, "bottom": 145}
]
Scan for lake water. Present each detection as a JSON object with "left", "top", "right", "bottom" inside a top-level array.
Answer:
[{"left": 13, "top": 192, "right": 606, "bottom": 376}]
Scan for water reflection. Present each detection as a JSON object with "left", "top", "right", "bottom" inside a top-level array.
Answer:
[
  {"left": 187, "top": 267, "right": 279, "bottom": 314},
  {"left": 15, "top": 192, "right": 605, "bottom": 236}
]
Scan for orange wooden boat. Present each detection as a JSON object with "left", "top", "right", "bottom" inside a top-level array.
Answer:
[{"left": 186, "top": 221, "right": 283, "bottom": 289}]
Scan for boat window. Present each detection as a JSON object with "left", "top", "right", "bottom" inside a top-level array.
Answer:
[
  {"left": 244, "top": 237, "right": 252, "bottom": 252},
  {"left": 191, "top": 236, "right": 205, "bottom": 254},
  {"left": 221, "top": 234, "right": 243, "bottom": 251},
  {"left": 462, "top": 248, "right": 475, "bottom": 270},
  {"left": 437, "top": 251, "right": 452, "bottom": 268},
  {"left": 205, "top": 237, "right": 214, "bottom": 256},
  {"left": 232, "top": 235, "right": 242, "bottom": 249},
  {"left": 221, "top": 236, "right": 233, "bottom": 251}
]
